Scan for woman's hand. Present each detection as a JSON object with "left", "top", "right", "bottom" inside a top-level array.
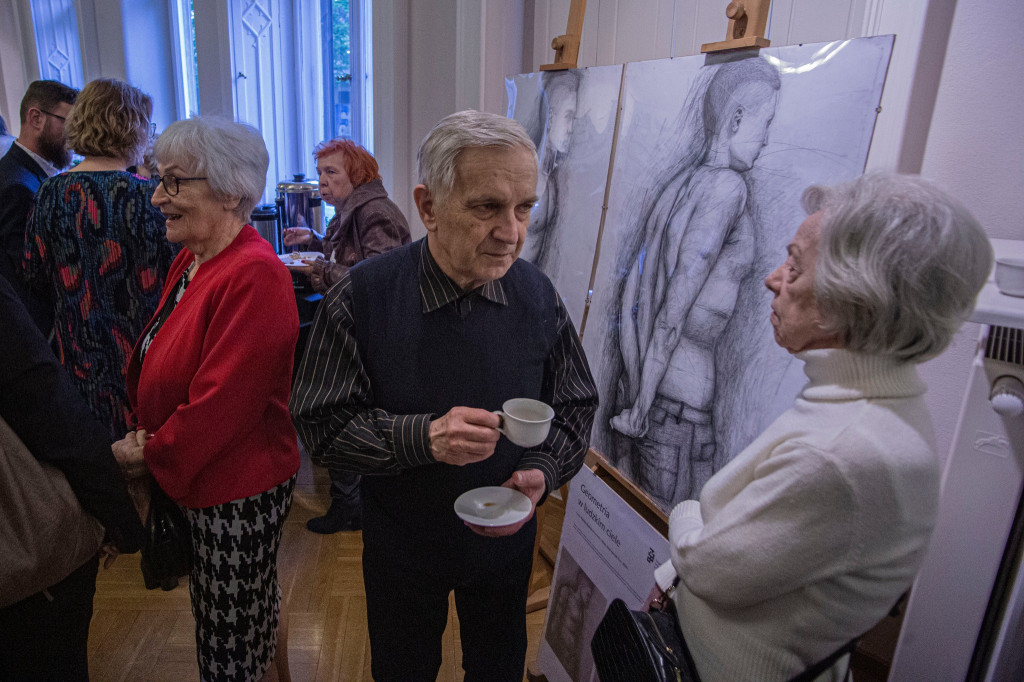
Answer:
[
  {"left": 113, "top": 430, "right": 150, "bottom": 480},
  {"left": 114, "top": 430, "right": 153, "bottom": 522},
  {"left": 308, "top": 258, "right": 328, "bottom": 292},
  {"left": 290, "top": 258, "right": 326, "bottom": 290},
  {"left": 644, "top": 583, "right": 669, "bottom": 611},
  {"left": 99, "top": 542, "right": 121, "bottom": 569},
  {"left": 283, "top": 227, "right": 314, "bottom": 246}
]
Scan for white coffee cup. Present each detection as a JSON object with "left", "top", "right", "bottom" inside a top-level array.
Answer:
[{"left": 493, "top": 398, "right": 555, "bottom": 448}]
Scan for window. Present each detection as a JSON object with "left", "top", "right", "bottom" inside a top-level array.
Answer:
[
  {"left": 322, "top": 0, "right": 372, "bottom": 150},
  {"left": 171, "top": 0, "right": 371, "bottom": 202},
  {"left": 170, "top": 0, "right": 200, "bottom": 119},
  {"left": 29, "top": 0, "right": 84, "bottom": 88},
  {"left": 324, "top": 0, "right": 352, "bottom": 138}
]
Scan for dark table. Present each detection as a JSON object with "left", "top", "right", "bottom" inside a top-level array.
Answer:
[{"left": 291, "top": 272, "right": 322, "bottom": 375}]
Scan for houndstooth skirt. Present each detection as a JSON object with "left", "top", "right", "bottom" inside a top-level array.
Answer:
[{"left": 185, "top": 476, "right": 295, "bottom": 681}]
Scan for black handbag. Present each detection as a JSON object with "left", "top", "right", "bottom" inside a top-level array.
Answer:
[
  {"left": 591, "top": 596, "right": 700, "bottom": 682},
  {"left": 139, "top": 482, "right": 192, "bottom": 591},
  {"left": 592, "top": 592, "right": 861, "bottom": 682}
]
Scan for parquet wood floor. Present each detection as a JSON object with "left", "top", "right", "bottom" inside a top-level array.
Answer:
[{"left": 88, "top": 452, "right": 561, "bottom": 681}]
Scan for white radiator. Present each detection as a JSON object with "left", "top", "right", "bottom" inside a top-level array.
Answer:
[{"left": 890, "top": 240, "right": 1024, "bottom": 681}]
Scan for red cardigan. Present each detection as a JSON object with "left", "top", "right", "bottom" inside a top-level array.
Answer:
[{"left": 126, "top": 226, "right": 300, "bottom": 507}]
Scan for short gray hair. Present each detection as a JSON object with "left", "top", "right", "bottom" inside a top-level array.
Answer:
[
  {"left": 153, "top": 116, "right": 269, "bottom": 220},
  {"left": 805, "top": 172, "right": 993, "bottom": 363},
  {"left": 417, "top": 110, "right": 537, "bottom": 202}
]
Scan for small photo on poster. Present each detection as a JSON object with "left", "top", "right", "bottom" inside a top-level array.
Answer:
[{"left": 544, "top": 549, "right": 608, "bottom": 682}]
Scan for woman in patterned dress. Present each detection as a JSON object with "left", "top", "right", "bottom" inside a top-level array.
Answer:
[{"left": 23, "top": 78, "right": 176, "bottom": 440}]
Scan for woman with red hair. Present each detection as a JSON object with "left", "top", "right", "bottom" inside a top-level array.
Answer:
[
  {"left": 284, "top": 139, "right": 409, "bottom": 296},
  {"left": 284, "top": 139, "right": 409, "bottom": 534}
]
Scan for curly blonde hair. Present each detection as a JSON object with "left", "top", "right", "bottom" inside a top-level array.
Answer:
[{"left": 65, "top": 78, "right": 152, "bottom": 161}]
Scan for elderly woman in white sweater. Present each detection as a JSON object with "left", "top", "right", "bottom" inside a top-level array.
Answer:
[{"left": 648, "top": 172, "right": 993, "bottom": 681}]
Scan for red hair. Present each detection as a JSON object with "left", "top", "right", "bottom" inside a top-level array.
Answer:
[{"left": 313, "top": 138, "right": 381, "bottom": 187}]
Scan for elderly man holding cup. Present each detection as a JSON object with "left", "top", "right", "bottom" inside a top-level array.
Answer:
[{"left": 290, "top": 110, "right": 598, "bottom": 682}]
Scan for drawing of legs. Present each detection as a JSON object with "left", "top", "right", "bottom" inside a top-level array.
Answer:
[{"left": 635, "top": 396, "right": 716, "bottom": 506}]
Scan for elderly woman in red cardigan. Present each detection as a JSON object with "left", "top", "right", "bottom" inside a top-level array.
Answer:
[{"left": 113, "top": 116, "right": 299, "bottom": 682}]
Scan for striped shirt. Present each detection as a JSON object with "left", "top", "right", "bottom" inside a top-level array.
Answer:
[{"left": 289, "top": 241, "right": 598, "bottom": 494}]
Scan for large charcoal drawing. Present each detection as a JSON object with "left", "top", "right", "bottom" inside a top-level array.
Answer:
[
  {"left": 583, "top": 37, "right": 894, "bottom": 510},
  {"left": 506, "top": 64, "right": 623, "bottom": 327}
]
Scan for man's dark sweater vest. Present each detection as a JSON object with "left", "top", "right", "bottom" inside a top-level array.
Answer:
[{"left": 348, "top": 240, "right": 558, "bottom": 564}]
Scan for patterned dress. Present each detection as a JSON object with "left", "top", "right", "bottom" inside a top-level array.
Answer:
[{"left": 24, "top": 171, "right": 177, "bottom": 440}]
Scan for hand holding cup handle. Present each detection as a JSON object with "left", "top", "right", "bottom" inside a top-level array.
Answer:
[{"left": 492, "top": 410, "right": 508, "bottom": 439}]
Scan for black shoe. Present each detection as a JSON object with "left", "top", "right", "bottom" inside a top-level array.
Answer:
[
  {"left": 306, "top": 502, "right": 361, "bottom": 534},
  {"left": 140, "top": 555, "right": 181, "bottom": 591}
]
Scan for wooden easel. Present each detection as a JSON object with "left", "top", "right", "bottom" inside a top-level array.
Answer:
[
  {"left": 701, "top": 0, "right": 772, "bottom": 53},
  {"left": 540, "top": 0, "right": 588, "bottom": 71},
  {"left": 525, "top": 0, "right": 590, "bottom": 622}
]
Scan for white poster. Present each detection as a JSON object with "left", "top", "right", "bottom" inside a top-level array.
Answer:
[{"left": 537, "top": 467, "right": 670, "bottom": 682}]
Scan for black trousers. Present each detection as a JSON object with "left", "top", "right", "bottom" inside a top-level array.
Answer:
[
  {"left": 0, "top": 554, "right": 99, "bottom": 682},
  {"left": 327, "top": 467, "right": 361, "bottom": 513},
  {"left": 362, "top": 534, "right": 534, "bottom": 682}
]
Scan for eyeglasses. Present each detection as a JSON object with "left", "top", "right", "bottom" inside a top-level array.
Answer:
[
  {"left": 39, "top": 109, "right": 66, "bottom": 122},
  {"left": 157, "top": 174, "right": 208, "bottom": 196}
]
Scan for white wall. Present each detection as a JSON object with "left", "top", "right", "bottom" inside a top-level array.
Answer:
[
  {"left": 915, "top": 0, "right": 1024, "bottom": 461},
  {"left": 373, "top": 0, "right": 528, "bottom": 238},
  {"left": 922, "top": 0, "right": 1024, "bottom": 244},
  {"left": 371, "top": 0, "right": 458, "bottom": 236},
  {"left": 120, "top": 0, "right": 177, "bottom": 130}
]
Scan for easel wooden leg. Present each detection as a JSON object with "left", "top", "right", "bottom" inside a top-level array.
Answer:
[
  {"left": 527, "top": 500, "right": 548, "bottom": 605},
  {"left": 526, "top": 585, "right": 551, "bottom": 614},
  {"left": 525, "top": 484, "right": 569, "bottom": 613}
]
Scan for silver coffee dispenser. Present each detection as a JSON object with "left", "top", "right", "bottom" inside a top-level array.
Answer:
[
  {"left": 250, "top": 205, "right": 281, "bottom": 252},
  {"left": 276, "top": 174, "right": 322, "bottom": 250}
]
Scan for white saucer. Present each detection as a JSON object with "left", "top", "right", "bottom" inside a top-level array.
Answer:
[
  {"left": 279, "top": 252, "right": 323, "bottom": 267},
  {"left": 454, "top": 487, "right": 532, "bottom": 527}
]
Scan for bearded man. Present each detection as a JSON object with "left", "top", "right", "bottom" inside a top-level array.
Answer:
[{"left": 0, "top": 80, "right": 77, "bottom": 335}]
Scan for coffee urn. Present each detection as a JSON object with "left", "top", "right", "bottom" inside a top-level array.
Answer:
[
  {"left": 250, "top": 204, "right": 281, "bottom": 252},
  {"left": 309, "top": 195, "right": 323, "bottom": 237},
  {"left": 276, "top": 174, "right": 322, "bottom": 239}
]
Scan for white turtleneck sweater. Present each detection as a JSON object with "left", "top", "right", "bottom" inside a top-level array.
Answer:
[{"left": 653, "top": 349, "right": 941, "bottom": 681}]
